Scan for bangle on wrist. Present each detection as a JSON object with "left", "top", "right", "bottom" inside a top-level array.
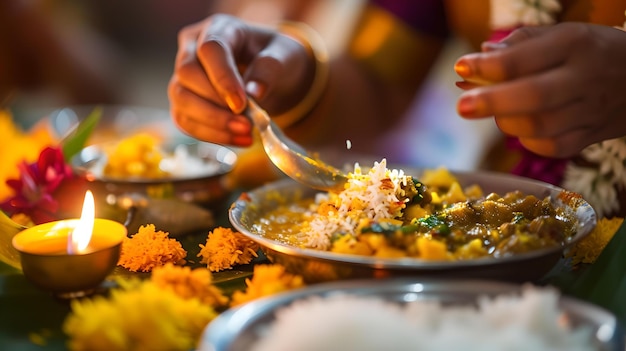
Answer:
[{"left": 273, "top": 21, "right": 329, "bottom": 128}]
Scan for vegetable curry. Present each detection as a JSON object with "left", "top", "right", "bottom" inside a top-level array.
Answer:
[{"left": 253, "top": 162, "right": 579, "bottom": 261}]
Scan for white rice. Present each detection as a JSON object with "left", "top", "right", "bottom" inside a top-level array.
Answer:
[
  {"left": 250, "top": 285, "right": 596, "bottom": 351},
  {"left": 298, "top": 159, "right": 410, "bottom": 250}
]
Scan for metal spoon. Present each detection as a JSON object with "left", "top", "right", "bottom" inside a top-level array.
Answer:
[{"left": 244, "top": 98, "right": 347, "bottom": 192}]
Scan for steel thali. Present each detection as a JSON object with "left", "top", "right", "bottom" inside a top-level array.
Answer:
[{"left": 229, "top": 170, "right": 596, "bottom": 283}]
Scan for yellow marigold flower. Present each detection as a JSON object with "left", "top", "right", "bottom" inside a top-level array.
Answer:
[
  {"left": 150, "top": 263, "right": 228, "bottom": 308},
  {"left": 567, "top": 217, "right": 625, "bottom": 265},
  {"left": 63, "top": 280, "right": 217, "bottom": 351},
  {"left": 198, "top": 227, "right": 259, "bottom": 272},
  {"left": 230, "top": 264, "right": 305, "bottom": 307},
  {"left": 118, "top": 224, "right": 187, "bottom": 272}
]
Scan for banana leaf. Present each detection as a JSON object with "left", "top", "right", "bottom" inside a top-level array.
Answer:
[
  {"left": 0, "top": 211, "right": 26, "bottom": 270},
  {"left": 552, "top": 221, "right": 626, "bottom": 326}
]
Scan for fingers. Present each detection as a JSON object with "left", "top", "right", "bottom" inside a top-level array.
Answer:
[
  {"left": 195, "top": 15, "right": 274, "bottom": 114},
  {"left": 454, "top": 26, "right": 568, "bottom": 84},
  {"left": 518, "top": 126, "right": 602, "bottom": 158},
  {"left": 243, "top": 35, "right": 314, "bottom": 114},
  {"left": 493, "top": 99, "right": 592, "bottom": 138},
  {"left": 457, "top": 66, "right": 581, "bottom": 118},
  {"left": 174, "top": 35, "right": 221, "bottom": 102},
  {"left": 168, "top": 79, "right": 253, "bottom": 146}
]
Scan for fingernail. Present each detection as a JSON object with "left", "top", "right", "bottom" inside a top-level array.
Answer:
[
  {"left": 225, "top": 93, "right": 246, "bottom": 114},
  {"left": 228, "top": 117, "right": 251, "bottom": 134},
  {"left": 457, "top": 94, "right": 478, "bottom": 117},
  {"left": 232, "top": 135, "right": 254, "bottom": 147},
  {"left": 245, "top": 81, "right": 267, "bottom": 100},
  {"left": 455, "top": 81, "right": 475, "bottom": 90},
  {"left": 454, "top": 60, "right": 472, "bottom": 78},
  {"left": 481, "top": 41, "right": 508, "bottom": 52}
]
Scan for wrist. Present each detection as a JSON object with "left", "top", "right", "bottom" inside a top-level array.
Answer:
[{"left": 272, "top": 21, "right": 329, "bottom": 128}]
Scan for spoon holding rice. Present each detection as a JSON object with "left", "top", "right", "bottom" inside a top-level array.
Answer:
[{"left": 244, "top": 98, "right": 347, "bottom": 192}]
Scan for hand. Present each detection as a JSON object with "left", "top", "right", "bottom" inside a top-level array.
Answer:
[
  {"left": 454, "top": 23, "right": 626, "bottom": 158},
  {"left": 168, "top": 14, "right": 316, "bottom": 146}
]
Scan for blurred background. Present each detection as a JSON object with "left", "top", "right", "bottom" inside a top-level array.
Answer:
[{"left": 3, "top": 0, "right": 499, "bottom": 171}]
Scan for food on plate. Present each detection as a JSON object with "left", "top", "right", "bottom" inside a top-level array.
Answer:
[
  {"left": 249, "top": 285, "right": 595, "bottom": 351},
  {"left": 253, "top": 159, "right": 582, "bottom": 260},
  {"left": 103, "top": 133, "right": 167, "bottom": 178},
  {"left": 101, "top": 132, "right": 223, "bottom": 180}
]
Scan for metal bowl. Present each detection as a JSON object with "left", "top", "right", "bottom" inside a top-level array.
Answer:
[
  {"left": 47, "top": 105, "right": 237, "bottom": 206},
  {"left": 229, "top": 170, "right": 597, "bottom": 283},
  {"left": 200, "top": 279, "right": 623, "bottom": 351}
]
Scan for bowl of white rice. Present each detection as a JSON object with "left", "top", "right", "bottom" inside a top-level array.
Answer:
[{"left": 199, "top": 279, "right": 623, "bottom": 351}]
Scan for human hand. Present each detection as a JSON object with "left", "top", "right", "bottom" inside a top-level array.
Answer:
[
  {"left": 168, "top": 14, "right": 317, "bottom": 146},
  {"left": 454, "top": 22, "right": 626, "bottom": 158}
]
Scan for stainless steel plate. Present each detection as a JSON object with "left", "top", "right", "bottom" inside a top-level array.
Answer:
[
  {"left": 49, "top": 105, "right": 237, "bottom": 205},
  {"left": 229, "top": 170, "right": 597, "bottom": 283},
  {"left": 200, "top": 279, "right": 623, "bottom": 351}
]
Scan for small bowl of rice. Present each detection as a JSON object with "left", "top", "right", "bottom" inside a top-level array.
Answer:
[{"left": 199, "top": 279, "right": 624, "bottom": 351}]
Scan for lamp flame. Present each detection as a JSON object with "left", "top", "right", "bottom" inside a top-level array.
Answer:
[{"left": 68, "top": 190, "right": 95, "bottom": 254}]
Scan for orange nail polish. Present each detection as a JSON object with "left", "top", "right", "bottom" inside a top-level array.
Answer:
[
  {"left": 454, "top": 60, "right": 472, "bottom": 78},
  {"left": 457, "top": 94, "right": 477, "bottom": 117},
  {"left": 225, "top": 93, "right": 245, "bottom": 114}
]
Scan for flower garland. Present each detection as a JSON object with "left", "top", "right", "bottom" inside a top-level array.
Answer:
[{"left": 490, "top": 0, "right": 626, "bottom": 218}]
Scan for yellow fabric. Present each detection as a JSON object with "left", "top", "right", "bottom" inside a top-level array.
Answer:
[
  {"left": 348, "top": 4, "right": 445, "bottom": 87},
  {"left": 445, "top": 0, "right": 626, "bottom": 51}
]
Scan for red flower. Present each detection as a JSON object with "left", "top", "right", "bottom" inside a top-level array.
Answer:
[{"left": 1, "top": 146, "right": 75, "bottom": 224}]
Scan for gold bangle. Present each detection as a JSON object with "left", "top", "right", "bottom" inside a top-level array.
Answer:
[{"left": 273, "top": 21, "right": 329, "bottom": 128}]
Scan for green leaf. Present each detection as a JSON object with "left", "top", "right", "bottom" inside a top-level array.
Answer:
[
  {"left": 556, "top": 221, "right": 626, "bottom": 326},
  {"left": 60, "top": 106, "right": 102, "bottom": 162},
  {"left": 0, "top": 210, "right": 26, "bottom": 271}
]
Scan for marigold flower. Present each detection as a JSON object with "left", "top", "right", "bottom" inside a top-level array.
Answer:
[
  {"left": 230, "top": 264, "right": 305, "bottom": 307},
  {"left": 150, "top": 263, "right": 228, "bottom": 308},
  {"left": 63, "top": 280, "right": 217, "bottom": 351},
  {"left": 118, "top": 224, "right": 187, "bottom": 272},
  {"left": 198, "top": 227, "right": 259, "bottom": 272}
]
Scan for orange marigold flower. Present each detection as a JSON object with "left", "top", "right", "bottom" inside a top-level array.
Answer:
[
  {"left": 118, "top": 224, "right": 187, "bottom": 272},
  {"left": 230, "top": 264, "right": 305, "bottom": 307},
  {"left": 198, "top": 227, "right": 259, "bottom": 272}
]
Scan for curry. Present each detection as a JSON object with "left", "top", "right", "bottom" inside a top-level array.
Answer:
[{"left": 253, "top": 161, "right": 579, "bottom": 261}]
